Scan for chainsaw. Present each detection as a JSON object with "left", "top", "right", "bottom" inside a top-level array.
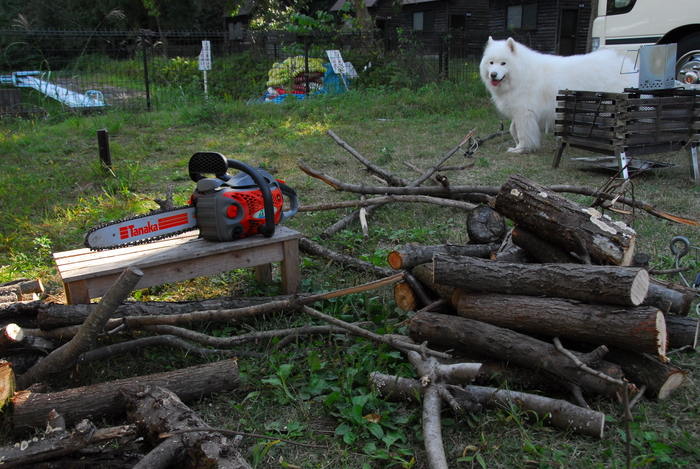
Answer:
[{"left": 85, "top": 151, "right": 299, "bottom": 250}]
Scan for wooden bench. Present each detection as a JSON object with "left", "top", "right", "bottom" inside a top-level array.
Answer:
[{"left": 53, "top": 226, "right": 302, "bottom": 304}]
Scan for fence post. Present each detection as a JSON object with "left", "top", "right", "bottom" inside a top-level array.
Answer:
[{"left": 142, "top": 39, "right": 151, "bottom": 111}]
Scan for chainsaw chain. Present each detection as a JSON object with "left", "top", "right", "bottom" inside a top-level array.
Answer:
[{"left": 84, "top": 205, "right": 197, "bottom": 251}]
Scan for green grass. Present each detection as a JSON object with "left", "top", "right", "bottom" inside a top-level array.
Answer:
[{"left": 1, "top": 82, "right": 699, "bottom": 468}]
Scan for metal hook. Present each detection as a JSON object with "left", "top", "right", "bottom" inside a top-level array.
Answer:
[{"left": 669, "top": 236, "right": 691, "bottom": 259}]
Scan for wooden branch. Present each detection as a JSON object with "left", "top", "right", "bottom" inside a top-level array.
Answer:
[
  {"left": 456, "top": 292, "right": 667, "bottom": 358},
  {"left": 298, "top": 159, "right": 500, "bottom": 197},
  {"left": 298, "top": 194, "right": 477, "bottom": 213},
  {"left": 408, "top": 312, "right": 626, "bottom": 400},
  {"left": 300, "top": 305, "right": 451, "bottom": 359},
  {"left": 299, "top": 236, "right": 396, "bottom": 277},
  {"left": 434, "top": 253, "right": 650, "bottom": 306},
  {"left": 16, "top": 266, "right": 143, "bottom": 390},
  {"left": 369, "top": 372, "right": 606, "bottom": 438},
  {"left": 326, "top": 129, "right": 411, "bottom": 186},
  {"left": 12, "top": 358, "right": 240, "bottom": 432},
  {"left": 644, "top": 278, "right": 697, "bottom": 315},
  {"left": 422, "top": 385, "right": 448, "bottom": 469}
]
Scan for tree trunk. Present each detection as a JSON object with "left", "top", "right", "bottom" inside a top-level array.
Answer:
[
  {"left": 12, "top": 358, "right": 240, "bottom": 432},
  {"left": 605, "top": 348, "right": 687, "bottom": 400},
  {"left": 494, "top": 174, "right": 637, "bottom": 265},
  {"left": 644, "top": 278, "right": 697, "bottom": 315},
  {"left": 456, "top": 292, "right": 666, "bottom": 358},
  {"left": 466, "top": 205, "right": 506, "bottom": 244},
  {"left": 387, "top": 243, "right": 498, "bottom": 270},
  {"left": 433, "top": 253, "right": 649, "bottom": 306},
  {"left": 408, "top": 312, "right": 625, "bottom": 400},
  {"left": 124, "top": 385, "right": 251, "bottom": 469}
]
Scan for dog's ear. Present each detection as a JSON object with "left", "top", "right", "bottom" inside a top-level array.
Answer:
[
  {"left": 487, "top": 36, "right": 494, "bottom": 44},
  {"left": 506, "top": 37, "right": 516, "bottom": 54}
]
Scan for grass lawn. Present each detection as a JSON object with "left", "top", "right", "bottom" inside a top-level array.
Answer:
[{"left": 1, "top": 82, "right": 699, "bottom": 468}]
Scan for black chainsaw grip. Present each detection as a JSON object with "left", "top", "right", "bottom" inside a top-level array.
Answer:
[
  {"left": 189, "top": 151, "right": 230, "bottom": 182},
  {"left": 225, "top": 159, "right": 276, "bottom": 238}
]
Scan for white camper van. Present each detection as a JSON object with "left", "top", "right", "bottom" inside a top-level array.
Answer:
[{"left": 590, "top": 0, "right": 700, "bottom": 84}]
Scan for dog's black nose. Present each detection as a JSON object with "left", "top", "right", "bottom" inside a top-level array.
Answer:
[{"left": 490, "top": 72, "right": 497, "bottom": 78}]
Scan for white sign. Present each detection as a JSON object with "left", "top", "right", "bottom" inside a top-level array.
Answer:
[
  {"left": 344, "top": 62, "right": 359, "bottom": 79},
  {"left": 198, "top": 40, "right": 211, "bottom": 71},
  {"left": 326, "top": 50, "right": 346, "bottom": 75}
]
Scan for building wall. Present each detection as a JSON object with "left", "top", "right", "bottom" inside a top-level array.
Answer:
[{"left": 487, "top": 0, "right": 593, "bottom": 55}]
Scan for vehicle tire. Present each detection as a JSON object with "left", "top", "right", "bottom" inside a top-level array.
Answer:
[{"left": 675, "top": 32, "right": 700, "bottom": 84}]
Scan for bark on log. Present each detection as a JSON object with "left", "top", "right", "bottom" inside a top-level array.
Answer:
[
  {"left": 387, "top": 243, "right": 498, "bottom": 271},
  {"left": 412, "top": 263, "right": 463, "bottom": 308},
  {"left": 511, "top": 226, "right": 580, "bottom": 263},
  {"left": 466, "top": 205, "right": 506, "bottom": 244},
  {"left": 369, "top": 372, "right": 606, "bottom": 438},
  {"left": 456, "top": 292, "right": 667, "bottom": 358},
  {"left": 434, "top": 253, "right": 649, "bottom": 306},
  {"left": 665, "top": 315, "right": 699, "bottom": 350},
  {"left": 0, "top": 419, "right": 97, "bottom": 468},
  {"left": 644, "top": 278, "right": 697, "bottom": 315},
  {"left": 16, "top": 267, "right": 144, "bottom": 390},
  {"left": 124, "top": 385, "right": 251, "bottom": 469},
  {"left": 494, "top": 174, "right": 637, "bottom": 265},
  {"left": 12, "top": 358, "right": 240, "bottom": 432},
  {"left": 408, "top": 312, "right": 625, "bottom": 400},
  {"left": 605, "top": 348, "right": 686, "bottom": 400}
]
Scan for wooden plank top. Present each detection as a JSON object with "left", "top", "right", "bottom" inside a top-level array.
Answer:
[{"left": 54, "top": 226, "right": 302, "bottom": 282}]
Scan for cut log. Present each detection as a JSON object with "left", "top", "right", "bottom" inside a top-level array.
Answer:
[
  {"left": 124, "top": 385, "right": 251, "bottom": 469},
  {"left": 466, "top": 205, "right": 506, "bottom": 244},
  {"left": 0, "top": 360, "right": 14, "bottom": 409},
  {"left": 387, "top": 242, "right": 498, "bottom": 270},
  {"left": 0, "top": 324, "right": 25, "bottom": 349},
  {"left": 494, "top": 174, "right": 636, "bottom": 265},
  {"left": 664, "top": 315, "right": 699, "bottom": 350},
  {"left": 369, "top": 372, "right": 605, "bottom": 438},
  {"left": 605, "top": 348, "right": 687, "bottom": 400},
  {"left": 644, "top": 278, "right": 697, "bottom": 315},
  {"left": 511, "top": 226, "right": 580, "bottom": 263},
  {"left": 11, "top": 358, "right": 240, "bottom": 432},
  {"left": 433, "top": 253, "right": 649, "bottom": 306},
  {"left": 456, "top": 292, "right": 667, "bottom": 358},
  {"left": 408, "top": 312, "right": 626, "bottom": 400},
  {"left": 394, "top": 281, "right": 418, "bottom": 312},
  {"left": 412, "top": 263, "right": 463, "bottom": 308}
]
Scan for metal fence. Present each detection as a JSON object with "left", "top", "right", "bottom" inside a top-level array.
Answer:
[{"left": 0, "top": 28, "right": 481, "bottom": 117}]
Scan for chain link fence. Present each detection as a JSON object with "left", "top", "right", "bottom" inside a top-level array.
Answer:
[{"left": 0, "top": 28, "right": 482, "bottom": 117}]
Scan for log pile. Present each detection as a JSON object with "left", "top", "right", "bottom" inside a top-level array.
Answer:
[{"left": 390, "top": 174, "right": 698, "bottom": 409}]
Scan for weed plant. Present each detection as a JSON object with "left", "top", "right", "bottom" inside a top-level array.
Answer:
[{"left": 1, "top": 82, "right": 699, "bottom": 468}]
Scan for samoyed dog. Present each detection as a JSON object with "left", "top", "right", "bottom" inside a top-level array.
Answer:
[{"left": 480, "top": 37, "right": 638, "bottom": 154}]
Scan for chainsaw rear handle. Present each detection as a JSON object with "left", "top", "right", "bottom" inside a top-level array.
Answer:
[
  {"left": 277, "top": 180, "right": 299, "bottom": 223},
  {"left": 189, "top": 152, "right": 276, "bottom": 238}
]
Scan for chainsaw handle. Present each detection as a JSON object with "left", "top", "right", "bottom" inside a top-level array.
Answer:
[
  {"left": 225, "top": 159, "right": 276, "bottom": 238},
  {"left": 277, "top": 181, "right": 299, "bottom": 223}
]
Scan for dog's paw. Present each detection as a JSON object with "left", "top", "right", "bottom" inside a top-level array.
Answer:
[{"left": 507, "top": 146, "right": 531, "bottom": 154}]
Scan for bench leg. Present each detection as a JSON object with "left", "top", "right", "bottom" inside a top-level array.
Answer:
[
  {"left": 689, "top": 143, "right": 699, "bottom": 182},
  {"left": 615, "top": 148, "right": 630, "bottom": 179},
  {"left": 552, "top": 138, "right": 567, "bottom": 168},
  {"left": 280, "top": 239, "right": 301, "bottom": 294},
  {"left": 254, "top": 264, "right": 273, "bottom": 284},
  {"left": 64, "top": 280, "right": 91, "bottom": 305}
]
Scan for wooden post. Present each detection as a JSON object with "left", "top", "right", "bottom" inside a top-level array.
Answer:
[{"left": 97, "top": 129, "right": 111, "bottom": 168}]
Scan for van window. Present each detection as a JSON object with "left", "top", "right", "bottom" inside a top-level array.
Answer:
[{"left": 607, "top": 0, "right": 637, "bottom": 15}]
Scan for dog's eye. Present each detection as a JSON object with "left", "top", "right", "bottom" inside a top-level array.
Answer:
[
  {"left": 489, "top": 61, "right": 494, "bottom": 65},
  {"left": 501, "top": 62, "right": 506, "bottom": 66}
]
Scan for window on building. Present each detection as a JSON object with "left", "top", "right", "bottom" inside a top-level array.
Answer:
[
  {"left": 507, "top": 4, "right": 537, "bottom": 30},
  {"left": 451, "top": 14, "right": 466, "bottom": 31},
  {"left": 413, "top": 11, "right": 434, "bottom": 31}
]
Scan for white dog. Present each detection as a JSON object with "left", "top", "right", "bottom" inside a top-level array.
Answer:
[{"left": 480, "top": 37, "right": 638, "bottom": 154}]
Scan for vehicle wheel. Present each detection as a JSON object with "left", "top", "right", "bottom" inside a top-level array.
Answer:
[{"left": 676, "top": 32, "right": 700, "bottom": 84}]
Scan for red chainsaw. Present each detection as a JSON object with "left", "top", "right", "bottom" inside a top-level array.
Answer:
[{"left": 85, "top": 151, "right": 298, "bottom": 250}]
